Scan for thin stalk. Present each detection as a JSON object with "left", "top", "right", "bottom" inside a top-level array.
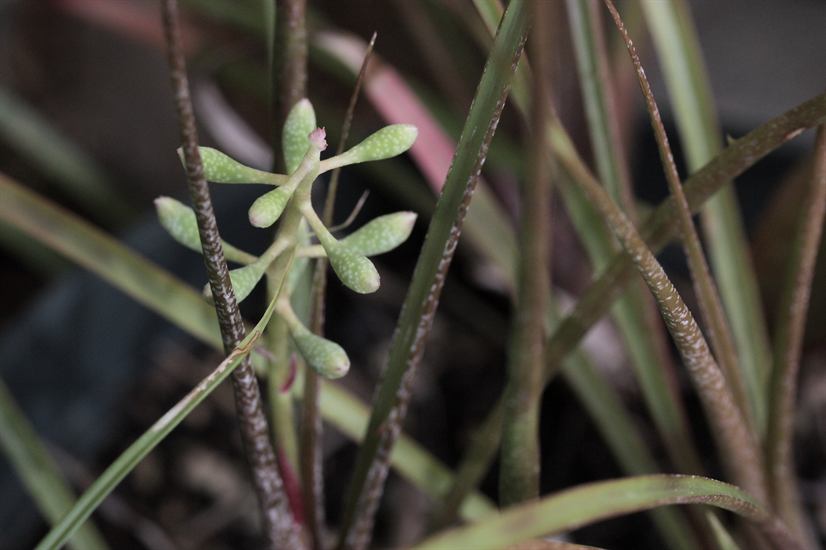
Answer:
[
  {"left": 562, "top": 110, "right": 767, "bottom": 502},
  {"left": 641, "top": 0, "right": 772, "bottom": 433},
  {"left": 604, "top": 0, "right": 749, "bottom": 432},
  {"left": 555, "top": 0, "right": 701, "bottom": 477},
  {"left": 264, "top": 305, "right": 302, "bottom": 512},
  {"left": 267, "top": 0, "right": 310, "bottom": 539},
  {"left": 566, "top": 0, "right": 634, "bottom": 214},
  {"left": 767, "top": 125, "right": 826, "bottom": 545},
  {"left": 160, "top": 1, "right": 299, "bottom": 546},
  {"left": 0, "top": 379, "right": 108, "bottom": 550},
  {"left": 499, "top": 0, "right": 552, "bottom": 507},
  {"left": 302, "top": 32, "right": 377, "bottom": 550},
  {"left": 273, "top": 0, "right": 308, "bottom": 170},
  {"left": 337, "top": 2, "right": 530, "bottom": 547}
]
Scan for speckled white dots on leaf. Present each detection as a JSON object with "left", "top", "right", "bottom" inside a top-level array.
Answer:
[
  {"left": 344, "top": 124, "right": 418, "bottom": 164},
  {"left": 248, "top": 186, "right": 294, "bottom": 228},
  {"left": 155, "top": 196, "right": 201, "bottom": 252},
  {"left": 282, "top": 99, "right": 317, "bottom": 174},
  {"left": 184, "top": 147, "right": 281, "bottom": 184},
  {"left": 328, "top": 244, "right": 380, "bottom": 294},
  {"left": 293, "top": 332, "right": 350, "bottom": 379},
  {"left": 340, "top": 211, "right": 417, "bottom": 257}
]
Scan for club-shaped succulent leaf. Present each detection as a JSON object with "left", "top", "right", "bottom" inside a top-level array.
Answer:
[
  {"left": 155, "top": 196, "right": 254, "bottom": 264},
  {"left": 327, "top": 243, "right": 380, "bottom": 294},
  {"left": 340, "top": 211, "right": 417, "bottom": 256},
  {"left": 282, "top": 98, "right": 317, "bottom": 174},
  {"left": 203, "top": 257, "right": 269, "bottom": 303},
  {"left": 323, "top": 124, "right": 417, "bottom": 171},
  {"left": 248, "top": 186, "right": 295, "bottom": 228},
  {"left": 177, "top": 147, "right": 284, "bottom": 185},
  {"left": 293, "top": 331, "right": 350, "bottom": 379}
]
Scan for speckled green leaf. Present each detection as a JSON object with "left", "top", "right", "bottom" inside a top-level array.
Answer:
[
  {"left": 293, "top": 331, "right": 350, "bottom": 379},
  {"left": 282, "top": 98, "right": 317, "bottom": 174},
  {"left": 248, "top": 186, "right": 295, "bottom": 228},
  {"left": 179, "top": 147, "right": 283, "bottom": 184},
  {"left": 335, "top": 124, "right": 417, "bottom": 166},
  {"left": 328, "top": 244, "right": 380, "bottom": 294},
  {"left": 154, "top": 196, "right": 255, "bottom": 264},
  {"left": 340, "top": 211, "right": 417, "bottom": 256},
  {"left": 203, "top": 258, "right": 268, "bottom": 303}
]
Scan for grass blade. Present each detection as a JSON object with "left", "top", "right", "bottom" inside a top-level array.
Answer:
[
  {"left": 36, "top": 288, "right": 285, "bottom": 550},
  {"left": 0, "top": 88, "right": 132, "bottom": 226},
  {"left": 413, "top": 475, "right": 799, "bottom": 550},
  {"left": 499, "top": 0, "right": 551, "bottom": 506},
  {"left": 551, "top": 0, "right": 701, "bottom": 478},
  {"left": 767, "top": 125, "right": 826, "bottom": 544},
  {"left": 640, "top": 0, "right": 771, "bottom": 433},
  {"left": 559, "top": 115, "right": 767, "bottom": 502},
  {"left": 336, "top": 2, "right": 530, "bottom": 546},
  {"left": 565, "top": 0, "right": 634, "bottom": 212},
  {"left": 0, "top": 379, "right": 108, "bottom": 550},
  {"left": 604, "top": 0, "right": 749, "bottom": 433}
]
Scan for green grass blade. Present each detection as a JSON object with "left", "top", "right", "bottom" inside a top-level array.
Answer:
[
  {"left": 0, "top": 172, "right": 492, "bottom": 526},
  {"left": 0, "top": 174, "right": 220, "bottom": 344},
  {"left": 336, "top": 2, "right": 530, "bottom": 546},
  {"left": 36, "top": 290, "right": 283, "bottom": 550},
  {"left": 475, "top": 0, "right": 703, "bottom": 484},
  {"left": 559, "top": 122, "right": 767, "bottom": 502},
  {"left": 413, "top": 475, "right": 797, "bottom": 550},
  {"left": 566, "top": 0, "right": 634, "bottom": 212},
  {"left": 499, "top": 0, "right": 551, "bottom": 506},
  {"left": 0, "top": 88, "right": 132, "bottom": 225},
  {"left": 640, "top": 0, "right": 771, "bottom": 433},
  {"left": 0, "top": 379, "right": 108, "bottom": 550},
  {"left": 606, "top": 0, "right": 749, "bottom": 436}
]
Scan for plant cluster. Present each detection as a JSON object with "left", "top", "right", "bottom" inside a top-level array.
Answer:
[{"left": 157, "top": 99, "right": 417, "bottom": 379}]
